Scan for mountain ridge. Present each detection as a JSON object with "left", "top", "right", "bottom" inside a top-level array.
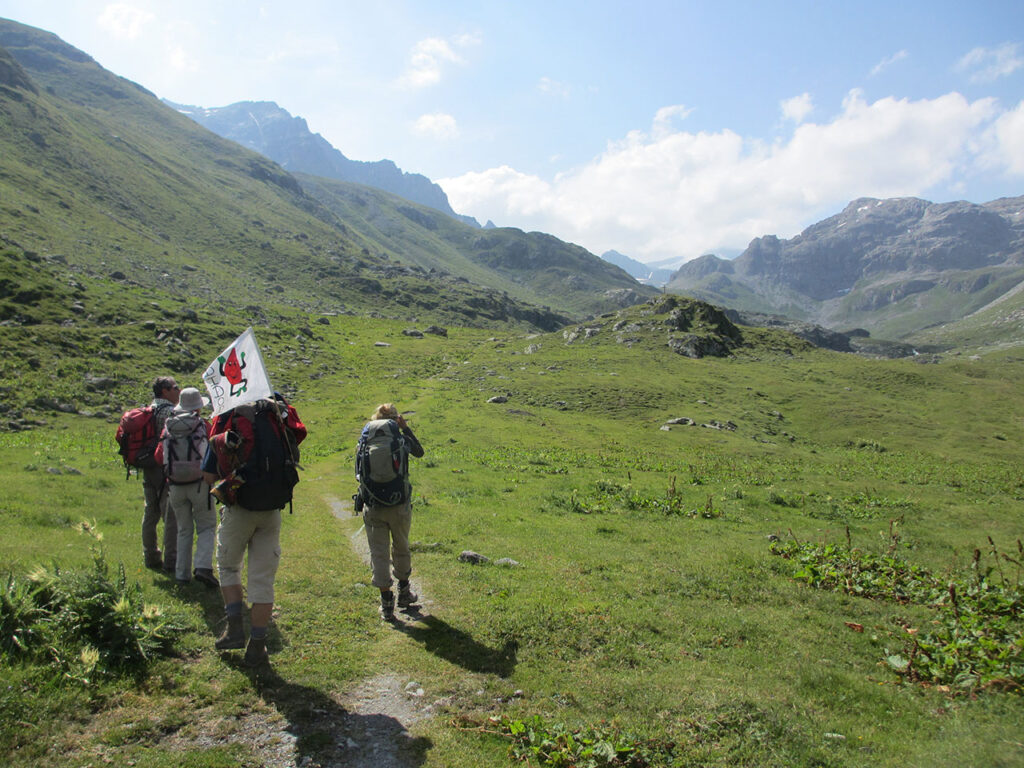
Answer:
[
  {"left": 168, "top": 98, "right": 480, "bottom": 227},
  {"left": 668, "top": 195, "right": 1024, "bottom": 342}
]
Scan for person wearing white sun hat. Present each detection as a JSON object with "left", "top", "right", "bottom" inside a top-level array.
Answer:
[{"left": 156, "top": 386, "right": 218, "bottom": 587}]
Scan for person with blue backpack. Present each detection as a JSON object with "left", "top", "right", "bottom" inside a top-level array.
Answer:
[{"left": 355, "top": 403, "right": 424, "bottom": 621}]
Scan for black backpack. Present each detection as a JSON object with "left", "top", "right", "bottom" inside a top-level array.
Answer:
[
  {"left": 231, "top": 400, "right": 301, "bottom": 512},
  {"left": 355, "top": 419, "right": 409, "bottom": 507}
]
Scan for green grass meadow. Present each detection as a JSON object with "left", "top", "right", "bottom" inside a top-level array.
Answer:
[{"left": 2, "top": 310, "right": 1023, "bottom": 767}]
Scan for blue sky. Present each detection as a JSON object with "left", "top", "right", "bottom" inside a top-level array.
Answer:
[{"left": 2, "top": 1, "right": 1023, "bottom": 265}]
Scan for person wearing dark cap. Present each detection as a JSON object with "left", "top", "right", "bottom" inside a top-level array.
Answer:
[{"left": 142, "top": 376, "right": 179, "bottom": 571}]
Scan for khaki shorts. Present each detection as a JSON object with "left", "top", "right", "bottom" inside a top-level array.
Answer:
[{"left": 216, "top": 505, "right": 281, "bottom": 604}]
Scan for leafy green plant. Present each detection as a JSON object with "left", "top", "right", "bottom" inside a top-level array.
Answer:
[
  {"left": 772, "top": 533, "right": 1023, "bottom": 693},
  {"left": 474, "top": 715, "right": 682, "bottom": 767}
]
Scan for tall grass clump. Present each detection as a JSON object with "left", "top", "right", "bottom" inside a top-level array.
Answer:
[{"left": 0, "top": 521, "right": 186, "bottom": 685}]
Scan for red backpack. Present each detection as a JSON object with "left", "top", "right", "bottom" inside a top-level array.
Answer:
[{"left": 115, "top": 406, "right": 160, "bottom": 475}]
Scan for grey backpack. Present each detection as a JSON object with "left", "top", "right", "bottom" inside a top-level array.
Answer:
[{"left": 355, "top": 419, "right": 409, "bottom": 506}]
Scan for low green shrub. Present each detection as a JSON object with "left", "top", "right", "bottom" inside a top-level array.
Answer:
[
  {"left": 0, "top": 522, "right": 187, "bottom": 684},
  {"left": 771, "top": 533, "right": 1023, "bottom": 693}
]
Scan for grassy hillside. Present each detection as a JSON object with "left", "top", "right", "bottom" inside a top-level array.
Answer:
[
  {"left": 297, "top": 174, "right": 657, "bottom": 318},
  {"left": 0, "top": 19, "right": 652, "bottom": 330},
  {"left": 2, "top": 253, "right": 1022, "bottom": 766},
  {"left": 908, "top": 276, "right": 1024, "bottom": 353}
]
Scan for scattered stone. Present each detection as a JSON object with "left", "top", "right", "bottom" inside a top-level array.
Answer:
[
  {"left": 46, "top": 467, "right": 61, "bottom": 475},
  {"left": 404, "top": 682, "right": 425, "bottom": 697},
  {"left": 458, "top": 551, "right": 490, "bottom": 565},
  {"left": 487, "top": 395, "right": 508, "bottom": 404},
  {"left": 31, "top": 396, "right": 77, "bottom": 414},
  {"left": 702, "top": 420, "right": 738, "bottom": 431},
  {"left": 317, "top": 316, "right": 331, "bottom": 325},
  {"left": 495, "top": 558, "right": 521, "bottom": 567},
  {"left": 63, "top": 467, "right": 82, "bottom": 475},
  {"left": 374, "top": 342, "right": 391, "bottom": 347},
  {"left": 665, "top": 417, "right": 695, "bottom": 426},
  {"left": 409, "top": 541, "right": 443, "bottom": 552},
  {"left": 402, "top": 328, "right": 424, "bottom": 337},
  {"left": 84, "top": 375, "right": 118, "bottom": 391},
  {"left": 423, "top": 325, "right": 448, "bottom": 337},
  {"left": 524, "top": 344, "right": 540, "bottom": 354}
]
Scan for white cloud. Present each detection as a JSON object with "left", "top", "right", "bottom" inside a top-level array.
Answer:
[
  {"left": 651, "top": 105, "right": 693, "bottom": 138},
  {"left": 980, "top": 100, "right": 1024, "bottom": 175},
  {"left": 538, "top": 76, "right": 570, "bottom": 99},
  {"left": 956, "top": 43, "right": 1024, "bottom": 83},
  {"left": 399, "top": 35, "right": 475, "bottom": 88},
  {"left": 97, "top": 3, "right": 154, "bottom": 40},
  {"left": 871, "top": 49, "right": 909, "bottom": 76},
  {"left": 168, "top": 44, "right": 199, "bottom": 74},
  {"left": 440, "top": 91, "right": 1011, "bottom": 264},
  {"left": 780, "top": 93, "right": 813, "bottom": 124},
  {"left": 413, "top": 112, "right": 460, "bottom": 140}
]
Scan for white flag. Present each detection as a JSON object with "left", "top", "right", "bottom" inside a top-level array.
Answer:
[{"left": 202, "top": 327, "right": 273, "bottom": 416}]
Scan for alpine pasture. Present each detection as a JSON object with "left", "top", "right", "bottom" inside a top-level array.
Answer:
[{"left": 1, "top": 284, "right": 1022, "bottom": 767}]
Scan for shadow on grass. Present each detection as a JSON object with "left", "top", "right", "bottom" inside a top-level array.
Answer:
[
  {"left": 244, "top": 663, "right": 433, "bottom": 767},
  {"left": 158, "top": 575, "right": 432, "bottom": 765},
  {"left": 393, "top": 607, "right": 518, "bottom": 678},
  {"left": 151, "top": 571, "right": 226, "bottom": 634}
]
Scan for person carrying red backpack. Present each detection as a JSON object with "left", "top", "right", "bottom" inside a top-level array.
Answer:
[
  {"left": 132, "top": 377, "right": 180, "bottom": 571},
  {"left": 202, "top": 393, "right": 306, "bottom": 666}
]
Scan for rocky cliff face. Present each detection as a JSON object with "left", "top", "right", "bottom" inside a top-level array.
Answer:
[
  {"left": 170, "top": 100, "right": 477, "bottom": 225},
  {"left": 667, "top": 195, "right": 1024, "bottom": 338}
]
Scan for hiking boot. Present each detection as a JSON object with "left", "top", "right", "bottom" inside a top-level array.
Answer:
[
  {"left": 193, "top": 568, "right": 220, "bottom": 589},
  {"left": 397, "top": 581, "right": 418, "bottom": 608},
  {"left": 380, "top": 590, "right": 395, "bottom": 621},
  {"left": 243, "top": 636, "right": 269, "bottom": 667},
  {"left": 145, "top": 551, "right": 163, "bottom": 569},
  {"left": 214, "top": 615, "right": 245, "bottom": 650}
]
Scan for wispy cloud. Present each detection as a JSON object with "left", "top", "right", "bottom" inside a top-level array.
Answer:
[
  {"left": 871, "top": 49, "right": 909, "bottom": 76},
  {"left": 538, "top": 76, "right": 571, "bottom": 99},
  {"left": 413, "top": 112, "right": 460, "bottom": 140},
  {"left": 980, "top": 100, "right": 1024, "bottom": 175},
  {"left": 651, "top": 105, "right": 693, "bottom": 138},
  {"left": 97, "top": 3, "right": 154, "bottom": 40},
  {"left": 956, "top": 43, "right": 1023, "bottom": 83},
  {"left": 440, "top": 92, "right": 1012, "bottom": 264},
  {"left": 780, "top": 93, "right": 813, "bottom": 124},
  {"left": 399, "top": 35, "right": 478, "bottom": 88}
]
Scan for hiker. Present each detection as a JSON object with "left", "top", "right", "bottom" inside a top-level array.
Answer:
[
  {"left": 141, "top": 376, "right": 180, "bottom": 571},
  {"left": 356, "top": 403, "right": 424, "bottom": 620},
  {"left": 155, "top": 387, "right": 218, "bottom": 588},
  {"left": 202, "top": 394, "right": 306, "bottom": 666}
]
